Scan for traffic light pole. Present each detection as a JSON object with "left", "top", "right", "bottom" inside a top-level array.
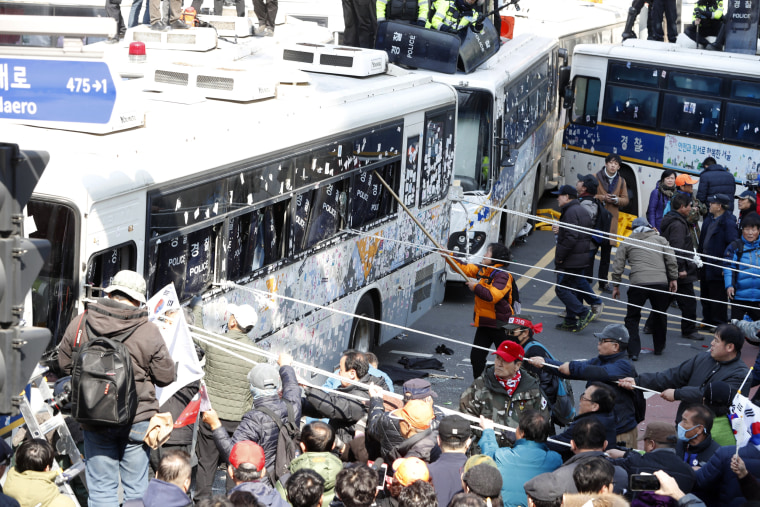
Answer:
[{"left": 0, "top": 143, "right": 51, "bottom": 415}]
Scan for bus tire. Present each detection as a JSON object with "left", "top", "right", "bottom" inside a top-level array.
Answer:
[{"left": 350, "top": 293, "right": 379, "bottom": 352}]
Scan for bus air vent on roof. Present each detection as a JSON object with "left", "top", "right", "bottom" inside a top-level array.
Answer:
[
  {"left": 281, "top": 43, "right": 388, "bottom": 77},
  {"left": 147, "top": 62, "right": 275, "bottom": 101},
  {"left": 125, "top": 25, "right": 217, "bottom": 51}
]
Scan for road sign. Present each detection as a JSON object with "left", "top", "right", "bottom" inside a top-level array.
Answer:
[{"left": 0, "top": 57, "right": 117, "bottom": 124}]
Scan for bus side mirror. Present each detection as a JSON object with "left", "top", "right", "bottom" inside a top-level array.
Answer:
[
  {"left": 563, "top": 85, "right": 574, "bottom": 110},
  {"left": 559, "top": 65, "right": 571, "bottom": 93}
]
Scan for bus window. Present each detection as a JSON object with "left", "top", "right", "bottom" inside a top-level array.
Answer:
[
  {"left": 351, "top": 162, "right": 399, "bottom": 229},
  {"left": 293, "top": 179, "right": 348, "bottom": 255},
  {"left": 229, "top": 161, "right": 295, "bottom": 209},
  {"left": 608, "top": 62, "right": 659, "bottom": 87},
  {"left": 230, "top": 201, "right": 288, "bottom": 277},
  {"left": 723, "top": 102, "right": 760, "bottom": 144},
  {"left": 667, "top": 72, "right": 722, "bottom": 95},
  {"left": 420, "top": 109, "right": 456, "bottom": 207},
  {"left": 571, "top": 76, "right": 601, "bottom": 125},
  {"left": 453, "top": 90, "right": 492, "bottom": 192},
  {"left": 731, "top": 80, "right": 760, "bottom": 103},
  {"left": 603, "top": 85, "right": 658, "bottom": 128},
  {"left": 86, "top": 243, "right": 137, "bottom": 290},
  {"left": 149, "top": 224, "right": 218, "bottom": 299},
  {"left": 27, "top": 199, "right": 78, "bottom": 345},
  {"left": 660, "top": 93, "right": 721, "bottom": 137},
  {"left": 150, "top": 180, "right": 225, "bottom": 237}
]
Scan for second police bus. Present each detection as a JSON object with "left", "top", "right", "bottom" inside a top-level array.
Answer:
[{"left": 562, "top": 39, "right": 756, "bottom": 217}]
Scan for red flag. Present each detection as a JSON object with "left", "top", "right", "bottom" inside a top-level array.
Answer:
[{"left": 173, "top": 398, "right": 201, "bottom": 428}]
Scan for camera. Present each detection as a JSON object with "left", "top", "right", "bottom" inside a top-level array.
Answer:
[{"left": 629, "top": 473, "right": 661, "bottom": 491}]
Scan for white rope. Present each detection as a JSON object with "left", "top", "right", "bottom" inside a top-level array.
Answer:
[
  {"left": 471, "top": 198, "right": 760, "bottom": 278},
  {"left": 344, "top": 227, "right": 759, "bottom": 330},
  {"left": 189, "top": 324, "right": 572, "bottom": 447}
]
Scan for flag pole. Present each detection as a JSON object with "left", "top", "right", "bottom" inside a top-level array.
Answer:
[{"left": 735, "top": 366, "right": 754, "bottom": 457}]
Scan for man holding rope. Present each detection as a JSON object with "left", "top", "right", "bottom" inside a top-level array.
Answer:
[
  {"left": 618, "top": 323, "right": 749, "bottom": 423},
  {"left": 460, "top": 340, "right": 549, "bottom": 447}
]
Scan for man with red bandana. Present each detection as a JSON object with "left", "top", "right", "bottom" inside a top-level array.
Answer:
[{"left": 460, "top": 340, "right": 549, "bottom": 446}]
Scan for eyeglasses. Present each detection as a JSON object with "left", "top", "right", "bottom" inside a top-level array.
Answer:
[
  {"left": 507, "top": 328, "right": 526, "bottom": 336},
  {"left": 580, "top": 394, "right": 593, "bottom": 403}
]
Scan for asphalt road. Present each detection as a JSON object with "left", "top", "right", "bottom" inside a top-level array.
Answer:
[{"left": 374, "top": 192, "right": 759, "bottom": 435}]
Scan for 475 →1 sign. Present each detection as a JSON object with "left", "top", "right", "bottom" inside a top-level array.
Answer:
[{"left": 0, "top": 57, "right": 117, "bottom": 124}]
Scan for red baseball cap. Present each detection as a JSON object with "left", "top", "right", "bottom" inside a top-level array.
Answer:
[
  {"left": 492, "top": 340, "right": 524, "bottom": 362},
  {"left": 229, "top": 440, "right": 265, "bottom": 471}
]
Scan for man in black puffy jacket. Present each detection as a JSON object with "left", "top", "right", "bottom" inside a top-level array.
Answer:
[
  {"left": 201, "top": 353, "right": 301, "bottom": 485},
  {"left": 696, "top": 157, "right": 737, "bottom": 212},
  {"left": 660, "top": 192, "right": 701, "bottom": 341},
  {"left": 553, "top": 185, "right": 596, "bottom": 333}
]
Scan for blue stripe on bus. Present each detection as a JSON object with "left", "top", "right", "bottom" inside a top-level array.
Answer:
[{"left": 563, "top": 123, "right": 665, "bottom": 165}]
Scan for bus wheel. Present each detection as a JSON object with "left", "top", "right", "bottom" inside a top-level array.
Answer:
[{"left": 350, "top": 294, "right": 379, "bottom": 352}]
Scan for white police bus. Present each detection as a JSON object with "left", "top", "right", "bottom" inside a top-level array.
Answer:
[{"left": 0, "top": 17, "right": 457, "bottom": 374}]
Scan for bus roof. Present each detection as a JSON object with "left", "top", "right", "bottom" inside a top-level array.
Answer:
[
  {"left": 0, "top": 38, "right": 456, "bottom": 206},
  {"left": 573, "top": 39, "right": 760, "bottom": 77},
  {"left": 411, "top": 32, "right": 558, "bottom": 95},
  {"left": 513, "top": 0, "right": 627, "bottom": 40}
]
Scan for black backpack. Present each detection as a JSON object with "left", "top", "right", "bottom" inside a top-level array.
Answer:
[
  {"left": 523, "top": 342, "right": 576, "bottom": 427},
  {"left": 70, "top": 312, "right": 139, "bottom": 426},
  {"left": 256, "top": 402, "right": 301, "bottom": 481},
  {"left": 592, "top": 200, "right": 614, "bottom": 246}
]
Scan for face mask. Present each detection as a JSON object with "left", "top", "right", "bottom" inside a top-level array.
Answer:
[{"left": 677, "top": 424, "right": 701, "bottom": 441}]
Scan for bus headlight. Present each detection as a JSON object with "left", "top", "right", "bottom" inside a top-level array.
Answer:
[{"left": 447, "top": 232, "right": 487, "bottom": 254}]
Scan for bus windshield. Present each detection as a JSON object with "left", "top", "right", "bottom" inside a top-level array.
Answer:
[{"left": 453, "top": 90, "right": 492, "bottom": 193}]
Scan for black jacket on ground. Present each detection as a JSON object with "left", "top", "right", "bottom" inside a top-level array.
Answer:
[{"left": 556, "top": 199, "right": 593, "bottom": 270}]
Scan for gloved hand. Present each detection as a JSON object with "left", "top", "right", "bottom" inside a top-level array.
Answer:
[
  {"left": 695, "top": 8, "right": 710, "bottom": 20},
  {"left": 414, "top": 18, "right": 427, "bottom": 26},
  {"left": 439, "top": 24, "right": 457, "bottom": 33},
  {"left": 471, "top": 19, "right": 484, "bottom": 32}
]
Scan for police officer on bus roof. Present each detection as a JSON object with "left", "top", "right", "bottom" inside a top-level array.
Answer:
[
  {"left": 377, "top": 0, "right": 429, "bottom": 26},
  {"left": 696, "top": 156, "right": 737, "bottom": 212},
  {"left": 343, "top": 0, "right": 377, "bottom": 48},
  {"left": 57, "top": 270, "right": 176, "bottom": 507},
  {"left": 684, "top": 0, "right": 724, "bottom": 48},
  {"left": 191, "top": 298, "right": 266, "bottom": 499},
  {"left": 594, "top": 154, "right": 629, "bottom": 294},
  {"left": 427, "top": 0, "right": 485, "bottom": 33}
]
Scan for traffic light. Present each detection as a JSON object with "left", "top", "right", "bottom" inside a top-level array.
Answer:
[{"left": 0, "top": 143, "right": 51, "bottom": 415}]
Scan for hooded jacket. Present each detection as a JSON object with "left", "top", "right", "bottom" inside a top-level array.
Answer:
[
  {"left": 556, "top": 199, "right": 593, "bottom": 269},
  {"left": 460, "top": 366, "right": 549, "bottom": 436},
  {"left": 723, "top": 236, "right": 760, "bottom": 301},
  {"left": 57, "top": 297, "right": 175, "bottom": 425},
  {"left": 4, "top": 468, "right": 75, "bottom": 507},
  {"left": 366, "top": 396, "right": 438, "bottom": 463},
  {"left": 212, "top": 365, "right": 301, "bottom": 472},
  {"left": 275, "top": 452, "right": 344, "bottom": 507},
  {"left": 229, "top": 480, "right": 289, "bottom": 507},
  {"left": 122, "top": 479, "right": 192, "bottom": 507},
  {"left": 454, "top": 261, "right": 516, "bottom": 328},
  {"left": 611, "top": 229, "right": 678, "bottom": 287},
  {"left": 660, "top": 210, "right": 698, "bottom": 283},
  {"left": 696, "top": 164, "right": 736, "bottom": 212}
]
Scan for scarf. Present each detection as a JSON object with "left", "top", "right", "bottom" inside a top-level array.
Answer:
[
  {"left": 602, "top": 170, "right": 619, "bottom": 194},
  {"left": 250, "top": 386, "right": 278, "bottom": 400},
  {"left": 496, "top": 370, "right": 521, "bottom": 397}
]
